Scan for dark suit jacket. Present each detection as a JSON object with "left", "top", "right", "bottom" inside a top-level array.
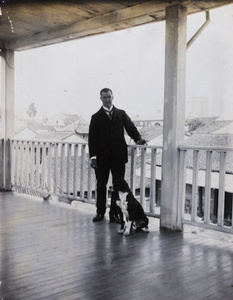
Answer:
[{"left": 88, "top": 106, "right": 141, "bottom": 166}]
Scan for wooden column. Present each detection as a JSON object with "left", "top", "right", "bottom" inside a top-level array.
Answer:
[
  {"left": 1, "top": 50, "right": 15, "bottom": 190},
  {"left": 160, "top": 4, "right": 187, "bottom": 230}
]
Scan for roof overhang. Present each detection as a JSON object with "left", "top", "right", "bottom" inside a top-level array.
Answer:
[{"left": 0, "top": 0, "right": 232, "bottom": 51}]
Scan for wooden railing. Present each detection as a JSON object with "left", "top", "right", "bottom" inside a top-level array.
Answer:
[
  {"left": 9, "top": 139, "right": 162, "bottom": 217},
  {"left": 179, "top": 145, "right": 233, "bottom": 234},
  {"left": 8, "top": 139, "right": 233, "bottom": 234}
]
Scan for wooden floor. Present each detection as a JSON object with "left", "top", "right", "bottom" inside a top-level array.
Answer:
[{"left": 1, "top": 192, "right": 233, "bottom": 300}]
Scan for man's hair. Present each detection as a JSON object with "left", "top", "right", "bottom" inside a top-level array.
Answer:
[{"left": 100, "top": 88, "right": 112, "bottom": 96}]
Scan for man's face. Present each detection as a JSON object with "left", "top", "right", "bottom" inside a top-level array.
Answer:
[{"left": 100, "top": 91, "right": 113, "bottom": 109}]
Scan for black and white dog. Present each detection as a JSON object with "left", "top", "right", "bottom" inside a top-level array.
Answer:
[{"left": 113, "top": 178, "right": 149, "bottom": 236}]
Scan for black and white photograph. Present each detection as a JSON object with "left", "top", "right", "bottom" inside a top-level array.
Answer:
[{"left": 0, "top": 1, "right": 233, "bottom": 299}]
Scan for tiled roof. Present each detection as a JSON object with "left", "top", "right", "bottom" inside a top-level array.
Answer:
[
  {"left": 31, "top": 131, "right": 85, "bottom": 142},
  {"left": 183, "top": 134, "right": 233, "bottom": 174},
  {"left": 61, "top": 119, "right": 89, "bottom": 134},
  {"left": 183, "top": 134, "right": 233, "bottom": 148},
  {"left": 187, "top": 117, "right": 233, "bottom": 134},
  {"left": 139, "top": 125, "right": 163, "bottom": 141}
]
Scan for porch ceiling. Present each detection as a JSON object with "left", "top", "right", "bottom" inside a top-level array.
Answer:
[{"left": 0, "top": 0, "right": 232, "bottom": 51}]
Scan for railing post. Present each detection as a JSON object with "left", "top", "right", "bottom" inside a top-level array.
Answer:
[
  {"left": 0, "top": 139, "right": 4, "bottom": 190},
  {"left": 66, "top": 144, "right": 72, "bottom": 196},
  {"left": 60, "top": 143, "right": 65, "bottom": 195},
  {"left": 4, "top": 139, "right": 12, "bottom": 190},
  {"left": 130, "top": 146, "right": 137, "bottom": 193},
  {"left": 47, "top": 142, "right": 52, "bottom": 193},
  {"left": 177, "top": 149, "right": 187, "bottom": 226},
  {"left": 150, "top": 148, "right": 157, "bottom": 214},
  {"left": 218, "top": 151, "right": 226, "bottom": 227},
  {"left": 1, "top": 52, "right": 15, "bottom": 191},
  {"left": 191, "top": 150, "right": 199, "bottom": 221},
  {"left": 53, "top": 142, "right": 58, "bottom": 194},
  {"left": 30, "top": 141, "right": 35, "bottom": 189},
  {"left": 80, "top": 144, "right": 86, "bottom": 200},
  {"left": 87, "top": 155, "right": 93, "bottom": 202},
  {"left": 204, "top": 151, "right": 212, "bottom": 224},
  {"left": 41, "top": 142, "right": 46, "bottom": 191},
  {"left": 140, "top": 146, "right": 146, "bottom": 209},
  {"left": 73, "top": 144, "right": 79, "bottom": 200}
]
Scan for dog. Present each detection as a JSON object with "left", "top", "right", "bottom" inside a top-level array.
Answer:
[{"left": 112, "top": 178, "right": 149, "bottom": 236}]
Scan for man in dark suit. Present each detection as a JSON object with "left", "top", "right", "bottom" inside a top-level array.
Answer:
[{"left": 88, "top": 88, "right": 146, "bottom": 222}]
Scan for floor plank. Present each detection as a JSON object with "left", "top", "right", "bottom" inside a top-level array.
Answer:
[{"left": 1, "top": 192, "right": 233, "bottom": 300}]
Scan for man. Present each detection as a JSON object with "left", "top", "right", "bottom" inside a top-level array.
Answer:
[{"left": 88, "top": 88, "right": 146, "bottom": 222}]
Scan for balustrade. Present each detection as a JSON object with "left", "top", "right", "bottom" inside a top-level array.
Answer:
[{"left": 7, "top": 139, "right": 233, "bottom": 234}]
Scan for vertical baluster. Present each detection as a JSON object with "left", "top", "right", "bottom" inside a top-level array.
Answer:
[
  {"left": 47, "top": 143, "right": 52, "bottom": 193},
  {"left": 178, "top": 149, "right": 187, "bottom": 222},
  {"left": 53, "top": 143, "right": 58, "bottom": 195},
  {"left": 19, "top": 141, "right": 24, "bottom": 187},
  {"left": 80, "top": 144, "right": 86, "bottom": 200},
  {"left": 218, "top": 151, "right": 226, "bottom": 227},
  {"left": 8, "top": 140, "right": 12, "bottom": 187},
  {"left": 18, "top": 141, "right": 21, "bottom": 186},
  {"left": 73, "top": 144, "right": 78, "bottom": 200},
  {"left": 0, "top": 140, "right": 3, "bottom": 189},
  {"left": 231, "top": 195, "right": 233, "bottom": 230},
  {"left": 11, "top": 140, "right": 16, "bottom": 186},
  {"left": 87, "top": 156, "right": 93, "bottom": 202},
  {"left": 130, "top": 147, "right": 137, "bottom": 194},
  {"left": 191, "top": 150, "right": 199, "bottom": 221},
  {"left": 30, "top": 141, "right": 35, "bottom": 188},
  {"left": 66, "top": 143, "right": 72, "bottom": 197},
  {"left": 23, "top": 141, "right": 27, "bottom": 187},
  {"left": 41, "top": 142, "right": 46, "bottom": 191},
  {"left": 25, "top": 141, "right": 29, "bottom": 188},
  {"left": 140, "top": 146, "right": 146, "bottom": 209},
  {"left": 150, "top": 148, "right": 157, "bottom": 214},
  {"left": 14, "top": 141, "right": 19, "bottom": 186},
  {"left": 60, "top": 143, "right": 65, "bottom": 196},
  {"left": 35, "top": 142, "right": 40, "bottom": 189},
  {"left": 204, "top": 151, "right": 212, "bottom": 224}
]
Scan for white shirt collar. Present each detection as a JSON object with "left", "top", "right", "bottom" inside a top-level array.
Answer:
[{"left": 103, "top": 105, "right": 113, "bottom": 112}]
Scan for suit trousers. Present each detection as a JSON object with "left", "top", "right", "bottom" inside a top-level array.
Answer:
[{"left": 95, "top": 154, "right": 125, "bottom": 215}]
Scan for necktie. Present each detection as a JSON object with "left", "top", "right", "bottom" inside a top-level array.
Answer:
[{"left": 104, "top": 109, "right": 113, "bottom": 120}]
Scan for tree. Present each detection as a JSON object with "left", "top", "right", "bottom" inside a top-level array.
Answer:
[{"left": 26, "top": 102, "right": 37, "bottom": 118}]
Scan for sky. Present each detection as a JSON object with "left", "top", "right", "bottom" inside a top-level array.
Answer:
[{"left": 2, "top": 4, "right": 233, "bottom": 123}]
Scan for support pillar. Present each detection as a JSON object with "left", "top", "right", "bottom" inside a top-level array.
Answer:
[
  {"left": 1, "top": 50, "right": 15, "bottom": 190},
  {"left": 160, "top": 4, "right": 187, "bottom": 230}
]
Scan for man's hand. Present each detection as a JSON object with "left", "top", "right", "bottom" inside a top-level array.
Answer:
[
  {"left": 136, "top": 139, "right": 147, "bottom": 145},
  {"left": 90, "top": 158, "right": 97, "bottom": 169}
]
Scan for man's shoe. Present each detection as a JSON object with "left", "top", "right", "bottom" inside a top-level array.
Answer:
[{"left": 93, "top": 214, "right": 104, "bottom": 222}]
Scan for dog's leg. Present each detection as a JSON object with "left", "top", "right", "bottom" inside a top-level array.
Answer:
[
  {"left": 141, "top": 226, "right": 149, "bottom": 233},
  {"left": 143, "top": 216, "right": 149, "bottom": 232},
  {"left": 118, "top": 221, "right": 125, "bottom": 234},
  {"left": 116, "top": 202, "right": 125, "bottom": 234},
  {"left": 135, "top": 218, "right": 149, "bottom": 233},
  {"left": 124, "top": 220, "right": 132, "bottom": 236}
]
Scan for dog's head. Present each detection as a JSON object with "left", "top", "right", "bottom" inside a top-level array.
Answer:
[
  {"left": 112, "top": 179, "right": 131, "bottom": 208},
  {"left": 112, "top": 178, "right": 131, "bottom": 193}
]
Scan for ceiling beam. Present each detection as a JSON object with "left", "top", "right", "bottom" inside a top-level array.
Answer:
[
  {"left": 4, "top": 0, "right": 232, "bottom": 51},
  {"left": 4, "top": 1, "right": 165, "bottom": 51}
]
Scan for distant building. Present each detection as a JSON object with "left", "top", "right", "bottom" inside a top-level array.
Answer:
[
  {"left": 14, "top": 119, "right": 55, "bottom": 139},
  {"left": 61, "top": 119, "right": 89, "bottom": 140},
  {"left": 47, "top": 113, "right": 81, "bottom": 129}
]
